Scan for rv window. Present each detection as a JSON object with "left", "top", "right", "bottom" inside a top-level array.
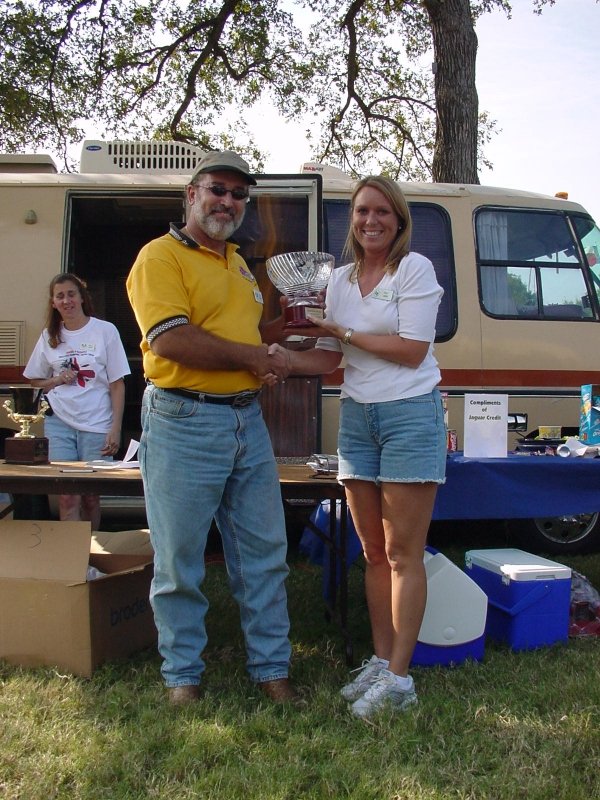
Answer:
[
  {"left": 410, "top": 204, "right": 456, "bottom": 341},
  {"left": 476, "top": 208, "right": 596, "bottom": 320},
  {"left": 572, "top": 215, "right": 600, "bottom": 308},
  {"left": 323, "top": 199, "right": 351, "bottom": 266},
  {"left": 323, "top": 199, "right": 456, "bottom": 341}
]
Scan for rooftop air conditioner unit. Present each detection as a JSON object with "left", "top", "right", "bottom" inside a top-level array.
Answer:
[{"left": 80, "top": 140, "right": 206, "bottom": 175}]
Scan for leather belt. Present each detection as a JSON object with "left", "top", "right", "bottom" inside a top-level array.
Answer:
[{"left": 158, "top": 386, "right": 261, "bottom": 408}]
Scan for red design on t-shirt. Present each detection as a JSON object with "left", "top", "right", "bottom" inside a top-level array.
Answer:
[{"left": 67, "top": 356, "right": 96, "bottom": 387}]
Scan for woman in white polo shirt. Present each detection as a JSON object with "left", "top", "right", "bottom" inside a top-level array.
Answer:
[{"left": 280, "top": 176, "right": 446, "bottom": 719}]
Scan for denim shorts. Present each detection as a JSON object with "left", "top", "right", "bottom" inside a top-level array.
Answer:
[
  {"left": 45, "top": 414, "right": 110, "bottom": 463},
  {"left": 337, "top": 390, "right": 447, "bottom": 484}
]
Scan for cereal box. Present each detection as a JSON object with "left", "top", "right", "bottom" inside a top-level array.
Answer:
[{"left": 579, "top": 384, "right": 600, "bottom": 445}]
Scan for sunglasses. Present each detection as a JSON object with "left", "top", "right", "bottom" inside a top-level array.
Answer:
[{"left": 196, "top": 184, "right": 250, "bottom": 202}]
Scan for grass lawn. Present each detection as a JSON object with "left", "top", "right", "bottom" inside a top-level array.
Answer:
[{"left": 1, "top": 523, "right": 599, "bottom": 800}]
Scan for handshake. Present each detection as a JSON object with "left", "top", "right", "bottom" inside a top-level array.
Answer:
[{"left": 257, "top": 343, "right": 293, "bottom": 386}]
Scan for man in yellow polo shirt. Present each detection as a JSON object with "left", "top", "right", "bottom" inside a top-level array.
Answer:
[{"left": 127, "top": 151, "right": 296, "bottom": 706}]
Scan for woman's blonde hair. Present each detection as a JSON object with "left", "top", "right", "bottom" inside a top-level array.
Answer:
[
  {"left": 46, "top": 273, "right": 95, "bottom": 348},
  {"left": 342, "top": 175, "right": 412, "bottom": 280}
]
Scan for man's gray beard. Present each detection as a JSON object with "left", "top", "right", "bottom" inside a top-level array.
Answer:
[{"left": 201, "top": 213, "right": 242, "bottom": 241}]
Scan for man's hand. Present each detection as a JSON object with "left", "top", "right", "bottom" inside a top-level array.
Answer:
[{"left": 253, "top": 343, "right": 290, "bottom": 382}]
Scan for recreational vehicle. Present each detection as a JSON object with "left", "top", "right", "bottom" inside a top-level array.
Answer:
[{"left": 1, "top": 139, "right": 599, "bottom": 553}]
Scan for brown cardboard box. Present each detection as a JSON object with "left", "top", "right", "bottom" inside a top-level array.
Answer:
[
  {"left": 0, "top": 521, "right": 156, "bottom": 677},
  {"left": 90, "top": 528, "right": 154, "bottom": 557}
]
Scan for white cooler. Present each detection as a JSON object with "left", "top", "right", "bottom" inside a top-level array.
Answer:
[{"left": 411, "top": 549, "right": 488, "bottom": 667}]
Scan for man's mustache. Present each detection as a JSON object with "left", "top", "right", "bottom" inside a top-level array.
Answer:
[{"left": 210, "top": 205, "right": 235, "bottom": 218}]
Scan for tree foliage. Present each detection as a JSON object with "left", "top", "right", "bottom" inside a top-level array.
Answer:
[{"left": 0, "top": 0, "right": 567, "bottom": 180}]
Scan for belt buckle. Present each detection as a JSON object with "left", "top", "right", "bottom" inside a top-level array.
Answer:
[{"left": 231, "top": 391, "right": 257, "bottom": 408}]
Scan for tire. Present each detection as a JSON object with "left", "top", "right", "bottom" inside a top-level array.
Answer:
[{"left": 508, "top": 512, "right": 600, "bottom": 555}]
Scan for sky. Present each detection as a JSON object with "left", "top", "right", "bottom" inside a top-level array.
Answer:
[{"left": 248, "top": 0, "right": 600, "bottom": 224}]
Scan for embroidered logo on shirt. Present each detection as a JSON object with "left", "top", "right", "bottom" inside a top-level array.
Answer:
[{"left": 238, "top": 266, "right": 256, "bottom": 282}]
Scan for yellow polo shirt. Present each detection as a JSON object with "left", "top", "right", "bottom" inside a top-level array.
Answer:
[{"left": 127, "top": 232, "right": 263, "bottom": 393}]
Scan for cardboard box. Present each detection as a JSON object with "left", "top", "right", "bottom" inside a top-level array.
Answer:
[
  {"left": 0, "top": 522, "right": 156, "bottom": 677},
  {"left": 465, "top": 548, "right": 571, "bottom": 651},
  {"left": 579, "top": 384, "right": 600, "bottom": 444}
]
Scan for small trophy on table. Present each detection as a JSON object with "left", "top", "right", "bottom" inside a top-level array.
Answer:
[
  {"left": 266, "top": 251, "right": 335, "bottom": 329},
  {"left": 2, "top": 386, "right": 50, "bottom": 464}
]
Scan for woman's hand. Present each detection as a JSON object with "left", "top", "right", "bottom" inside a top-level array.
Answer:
[
  {"left": 101, "top": 430, "right": 120, "bottom": 456},
  {"left": 309, "top": 317, "right": 346, "bottom": 340},
  {"left": 55, "top": 368, "right": 77, "bottom": 387},
  {"left": 277, "top": 295, "right": 328, "bottom": 340}
]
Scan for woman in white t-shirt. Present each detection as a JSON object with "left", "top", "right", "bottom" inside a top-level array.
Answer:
[
  {"left": 275, "top": 176, "right": 447, "bottom": 719},
  {"left": 24, "top": 274, "right": 130, "bottom": 528}
]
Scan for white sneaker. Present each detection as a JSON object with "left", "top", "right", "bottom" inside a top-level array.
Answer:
[
  {"left": 340, "top": 655, "right": 388, "bottom": 702},
  {"left": 350, "top": 669, "right": 418, "bottom": 719}
]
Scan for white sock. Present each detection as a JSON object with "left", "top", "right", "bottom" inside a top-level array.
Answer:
[{"left": 382, "top": 669, "right": 413, "bottom": 690}]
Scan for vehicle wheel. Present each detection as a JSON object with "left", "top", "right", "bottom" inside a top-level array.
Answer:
[{"left": 508, "top": 512, "right": 600, "bottom": 555}]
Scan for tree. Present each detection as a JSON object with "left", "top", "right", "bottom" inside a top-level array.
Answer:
[
  {"left": 424, "top": 0, "right": 480, "bottom": 183},
  {"left": 0, "top": 0, "right": 304, "bottom": 167},
  {"left": 0, "top": 0, "right": 561, "bottom": 181}
]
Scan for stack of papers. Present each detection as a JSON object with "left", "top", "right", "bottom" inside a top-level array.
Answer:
[{"left": 87, "top": 439, "right": 140, "bottom": 469}]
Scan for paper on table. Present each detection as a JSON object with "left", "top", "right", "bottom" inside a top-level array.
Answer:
[
  {"left": 87, "top": 439, "right": 140, "bottom": 469},
  {"left": 556, "top": 437, "right": 599, "bottom": 458}
]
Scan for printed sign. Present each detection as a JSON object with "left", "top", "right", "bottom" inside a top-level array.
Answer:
[{"left": 463, "top": 394, "right": 508, "bottom": 458}]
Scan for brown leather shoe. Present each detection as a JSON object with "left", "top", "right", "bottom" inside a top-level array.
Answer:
[
  {"left": 167, "top": 684, "right": 201, "bottom": 706},
  {"left": 258, "top": 678, "right": 299, "bottom": 703}
]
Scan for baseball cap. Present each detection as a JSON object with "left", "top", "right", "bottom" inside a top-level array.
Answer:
[{"left": 190, "top": 150, "right": 257, "bottom": 185}]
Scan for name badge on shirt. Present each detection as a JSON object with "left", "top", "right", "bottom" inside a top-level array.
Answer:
[
  {"left": 253, "top": 288, "right": 264, "bottom": 304},
  {"left": 371, "top": 288, "right": 395, "bottom": 302}
]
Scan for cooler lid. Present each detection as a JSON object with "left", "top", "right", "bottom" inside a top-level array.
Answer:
[{"left": 465, "top": 548, "right": 571, "bottom": 581}]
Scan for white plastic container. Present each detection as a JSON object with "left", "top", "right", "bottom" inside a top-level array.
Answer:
[{"left": 411, "top": 549, "right": 488, "bottom": 667}]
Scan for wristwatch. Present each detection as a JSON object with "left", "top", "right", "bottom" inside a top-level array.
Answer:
[{"left": 342, "top": 328, "right": 354, "bottom": 344}]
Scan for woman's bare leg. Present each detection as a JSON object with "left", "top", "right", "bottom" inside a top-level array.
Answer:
[
  {"left": 81, "top": 494, "right": 102, "bottom": 531},
  {"left": 381, "top": 481, "right": 438, "bottom": 676},
  {"left": 344, "top": 480, "right": 394, "bottom": 659},
  {"left": 58, "top": 493, "right": 101, "bottom": 530}
]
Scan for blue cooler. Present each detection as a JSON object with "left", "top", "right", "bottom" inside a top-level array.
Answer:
[
  {"left": 465, "top": 548, "right": 572, "bottom": 651},
  {"left": 411, "top": 549, "right": 487, "bottom": 667}
]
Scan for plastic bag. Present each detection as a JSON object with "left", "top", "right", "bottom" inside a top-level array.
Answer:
[{"left": 569, "top": 570, "right": 600, "bottom": 637}]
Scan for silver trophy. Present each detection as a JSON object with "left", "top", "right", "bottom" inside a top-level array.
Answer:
[{"left": 266, "top": 251, "right": 335, "bottom": 329}]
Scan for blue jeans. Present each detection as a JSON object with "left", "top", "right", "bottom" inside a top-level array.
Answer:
[{"left": 140, "top": 385, "right": 291, "bottom": 688}]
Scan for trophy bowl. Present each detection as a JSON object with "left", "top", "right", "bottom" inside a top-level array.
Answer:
[
  {"left": 9, "top": 385, "right": 42, "bottom": 418},
  {"left": 266, "top": 251, "right": 335, "bottom": 329}
]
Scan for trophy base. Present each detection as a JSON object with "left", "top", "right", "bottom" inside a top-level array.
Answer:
[
  {"left": 284, "top": 305, "right": 324, "bottom": 330},
  {"left": 4, "top": 436, "right": 50, "bottom": 465}
]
